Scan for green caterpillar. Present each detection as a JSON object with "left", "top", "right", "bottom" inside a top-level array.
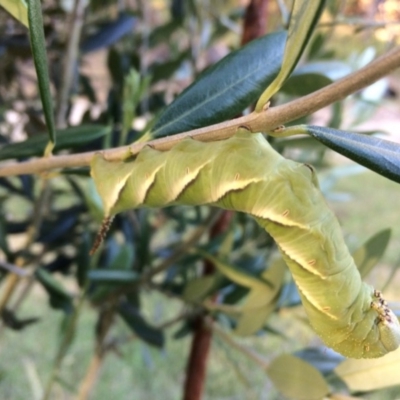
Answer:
[{"left": 90, "top": 130, "right": 400, "bottom": 359}]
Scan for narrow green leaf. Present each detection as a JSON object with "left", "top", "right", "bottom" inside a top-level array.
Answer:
[
  {"left": 182, "top": 275, "right": 217, "bottom": 302},
  {"left": 27, "top": 0, "right": 56, "bottom": 145},
  {"left": 0, "top": 215, "right": 10, "bottom": 256},
  {"left": 235, "top": 258, "right": 285, "bottom": 336},
  {"left": 88, "top": 245, "right": 135, "bottom": 303},
  {"left": 35, "top": 269, "right": 73, "bottom": 313},
  {"left": 76, "top": 233, "right": 91, "bottom": 288},
  {"left": 79, "top": 178, "right": 105, "bottom": 221},
  {"left": 267, "top": 354, "right": 329, "bottom": 400},
  {"left": 151, "top": 31, "right": 286, "bottom": 138},
  {"left": 335, "top": 349, "right": 400, "bottom": 392},
  {"left": 89, "top": 245, "right": 135, "bottom": 284},
  {"left": 0, "top": 0, "right": 28, "bottom": 26},
  {"left": 119, "top": 302, "right": 164, "bottom": 348},
  {"left": 150, "top": 50, "right": 190, "bottom": 83},
  {"left": 0, "top": 125, "right": 110, "bottom": 161},
  {"left": 108, "top": 244, "right": 134, "bottom": 270},
  {"left": 305, "top": 125, "right": 400, "bottom": 184},
  {"left": 352, "top": 229, "right": 391, "bottom": 279},
  {"left": 148, "top": 19, "right": 183, "bottom": 47},
  {"left": 198, "top": 251, "right": 270, "bottom": 291},
  {"left": 281, "top": 61, "right": 350, "bottom": 96},
  {"left": 241, "top": 257, "right": 286, "bottom": 311},
  {"left": 256, "top": 0, "right": 326, "bottom": 109},
  {"left": 235, "top": 301, "right": 275, "bottom": 336},
  {"left": 88, "top": 270, "right": 139, "bottom": 284},
  {"left": 281, "top": 72, "right": 332, "bottom": 97}
]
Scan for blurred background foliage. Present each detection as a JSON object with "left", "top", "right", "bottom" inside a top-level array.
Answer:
[{"left": 0, "top": 0, "right": 400, "bottom": 399}]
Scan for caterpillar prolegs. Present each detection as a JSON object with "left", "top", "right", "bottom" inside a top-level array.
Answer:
[{"left": 90, "top": 130, "right": 400, "bottom": 359}]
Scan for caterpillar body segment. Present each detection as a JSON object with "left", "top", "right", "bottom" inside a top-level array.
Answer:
[{"left": 91, "top": 131, "right": 400, "bottom": 358}]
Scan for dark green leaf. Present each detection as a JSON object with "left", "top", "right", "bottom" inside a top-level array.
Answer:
[
  {"left": 1, "top": 309, "right": 39, "bottom": 331},
  {"left": 148, "top": 19, "right": 183, "bottom": 47},
  {"left": 306, "top": 125, "right": 400, "bottom": 184},
  {"left": 328, "top": 101, "right": 343, "bottom": 129},
  {"left": 281, "top": 72, "right": 331, "bottom": 96},
  {"left": 107, "top": 244, "right": 134, "bottom": 270},
  {"left": 88, "top": 244, "right": 135, "bottom": 302},
  {"left": 0, "top": 125, "right": 110, "bottom": 161},
  {"left": 79, "top": 74, "right": 97, "bottom": 103},
  {"left": 35, "top": 269, "right": 74, "bottom": 313},
  {"left": 119, "top": 301, "right": 164, "bottom": 348},
  {"left": 0, "top": 215, "right": 10, "bottom": 256},
  {"left": 281, "top": 61, "right": 350, "bottom": 96},
  {"left": 307, "top": 32, "right": 325, "bottom": 59},
  {"left": 173, "top": 321, "right": 192, "bottom": 340},
  {"left": 151, "top": 31, "right": 286, "bottom": 138},
  {"left": 150, "top": 50, "right": 190, "bottom": 83},
  {"left": 76, "top": 233, "right": 91, "bottom": 288},
  {"left": 88, "top": 270, "right": 139, "bottom": 284},
  {"left": 80, "top": 14, "right": 137, "bottom": 54},
  {"left": 27, "top": 0, "right": 56, "bottom": 145}
]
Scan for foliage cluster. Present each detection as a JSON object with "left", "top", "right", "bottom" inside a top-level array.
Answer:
[{"left": 0, "top": 1, "right": 400, "bottom": 399}]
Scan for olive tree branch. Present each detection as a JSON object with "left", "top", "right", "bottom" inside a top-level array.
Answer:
[{"left": 1, "top": 46, "right": 399, "bottom": 178}]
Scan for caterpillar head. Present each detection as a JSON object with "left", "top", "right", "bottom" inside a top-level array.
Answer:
[{"left": 372, "top": 292, "right": 400, "bottom": 352}]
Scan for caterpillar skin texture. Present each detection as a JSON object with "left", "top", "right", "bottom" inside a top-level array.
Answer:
[{"left": 91, "top": 131, "right": 400, "bottom": 358}]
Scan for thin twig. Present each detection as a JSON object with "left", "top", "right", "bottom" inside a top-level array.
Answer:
[
  {"left": 0, "top": 260, "right": 30, "bottom": 277},
  {"left": 0, "top": 46, "right": 399, "bottom": 177},
  {"left": 56, "top": 0, "right": 87, "bottom": 128},
  {"left": 141, "top": 210, "right": 222, "bottom": 282},
  {"left": 75, "top": 306, "right": 115, "bottom": 400},
  {"left": 0, "top": 181, "right": 51, "bottom": 314},
  {"left": 75, "top": 352, "right": 103, "bottom": 400},
  {"left": 210, "top": 319, "right": 269, "bottom": 370}
]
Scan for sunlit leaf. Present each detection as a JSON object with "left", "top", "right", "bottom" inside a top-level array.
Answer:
[
  {"left": 0, "top": 0, "right": 28, "bottom": 27},
  {"left": 267, "top": 354, "right": 329, "bottom": 400},
  {"left": 256, "top": 0, "right": 326, "bottom": 109},
  {"left": 335, "top": 348, "right": 400, "bottom": 392},
  {"left": 182, "top": 275, "right": 217, "bottom": 302}
]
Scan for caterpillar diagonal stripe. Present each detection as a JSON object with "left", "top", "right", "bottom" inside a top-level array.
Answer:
[{"left": 90, "top": 130, "right": 400, "bottom": 358}]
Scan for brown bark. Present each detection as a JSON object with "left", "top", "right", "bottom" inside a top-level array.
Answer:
[
  {"left": 182, "top": 316, "right": 213, "bottom": 400},
  {"left": 182, "top": 1, "right": 270, "bottom": 398},
  {"left": 241, "top": 0, "right": 269, "bottom": 45},
  {"left": 182, "top": 211, "right": 233, "bottom": 400}
]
